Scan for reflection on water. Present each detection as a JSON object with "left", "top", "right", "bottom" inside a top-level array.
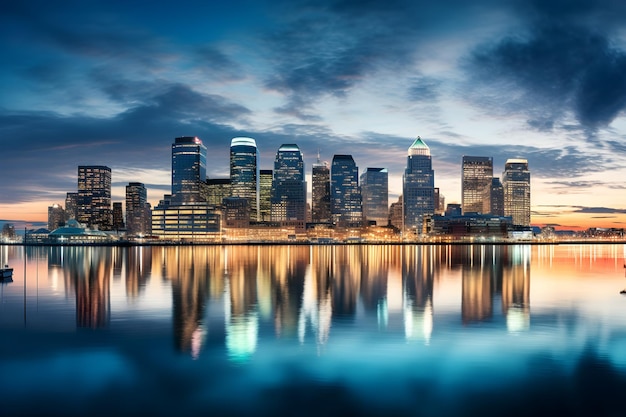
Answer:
[{"left": 2, "top": 244, "right": 626, "bottom": 417}]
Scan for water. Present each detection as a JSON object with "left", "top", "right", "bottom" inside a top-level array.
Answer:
[{"left": 1, "top": 244, "right": 626, "bottom": 417}]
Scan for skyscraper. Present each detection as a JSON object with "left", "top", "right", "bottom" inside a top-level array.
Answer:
[
  {"left": 360, "top": 168, "right": 388, "bottom": 226},
  {"left": 502, "top": 159, "right": 531, "bottom": 226},
  {"left": 204, "top": 178, "right": 231, "bottom": 206},
  {"left": 330, "top": 154, "right": 362, "bottom": 228},
  {"left": 271, "top": 144, "right": 306, "bottom": 225},
  {"left": 483, "top": 177, "right": 504, "bottom": 216},
  {"left": 65, "top": 192, "right": 78, "bottom": 221},
  {"left": 172, "top": 136, "right": 206, "bottom": 204},
  {"left": 112, "top": 202, "right": 125, "bottom": 230},
  {"left": 259, "top": 170, "right": 273, "bottom": 222},
  {"left": 77, "top": 165, "right": 112, "bottom": 230},
  {"left": 312, "top": 158, "right": 331, "bottom": 224},
  {"left": 48, "top": 204, "right": 65, "bottom": 231},
  {"left": 126, "top": 182, "right": 151, "bottom": 237},
  {"left": 152, "top": 137, "right": 220, "bottom": 241},
  {"left": 462, "top": 156, "right": 493, "bottom": 214},
  {"left": 230, "top": 137, "right": 259, "bottom": 221},
  {"left": 403, "top": 137, "right": 435, "bottom": 234}
]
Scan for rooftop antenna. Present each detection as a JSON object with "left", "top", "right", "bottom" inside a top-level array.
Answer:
[{"left": 316, "top": 148, "right": 321, "bottom": 164}]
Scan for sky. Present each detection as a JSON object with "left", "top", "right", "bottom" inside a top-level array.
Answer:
[{"left": 2, "top": 0, "right": 626, "bottom": 230}]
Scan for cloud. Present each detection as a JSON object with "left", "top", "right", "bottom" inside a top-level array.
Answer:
[
  {"left": 465, "top": 8, "right": 626, "bottom": 130},
  {"left": 572, "top": 206, "right": 626, "bottom": 214}
]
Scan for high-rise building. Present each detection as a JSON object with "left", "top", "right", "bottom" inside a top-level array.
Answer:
[
  {"left": 483, "top": 177, "right": 505, "bottom": 216},
  {"left": 126, "top": 182, "right": 151, "bottom": 237},
  {"left": 172, "top": 136, "right": 206, "bottom": 204},
  {"left": 389, "top": 195, "right": 403, "bottom": 230},
  {"left": 330, "top": 154, "right": 362, "bottom": 228},
  {"left": 152, "top": 137, "right": 220, "bottom": 241},
  {"left": 112, "top": 202, "right": 125, "bottom": 230},
  {"left": 48, "top": 204, "right": 65, "bottom": 231},
  {"left": 360, "top": 168, "right": 388, "bottom": 226},
  {"left": 77, "top": 165, "right": 112, "bottom": 230},
  {"left": 271, "top": 145, "right": 306, "bottom": 227},
  {"left": 65, "top": 192, "right": 78, "bottom": 221},
  {"left": 403, "top": 137, "right": 435, "bottom": 234},
  {"left": 230, "top": 137, "right": 259, "bottom": 221},
  {"left": 502, "top": 159, "right": 531, "bottom": 226},
  {"left": 259, "top": 170, "right": 273, "bottom": 222},
  {"left": 311, "top": 158, "right": 331, "bottom": 224},
  {"left": 462, "top": 156, "right": 493, "bottom": 214},
  {"left": 204, "top": 178, "right": 231, "bottom": 206}
]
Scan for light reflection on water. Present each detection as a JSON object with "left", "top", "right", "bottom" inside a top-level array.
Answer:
[{"left": 1, "top": 244, "right": 626, "bottom": 417}]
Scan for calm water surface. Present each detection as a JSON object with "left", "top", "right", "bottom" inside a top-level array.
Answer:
[{"left": 1, "top": 244, "right": 626, "bottom": 417}]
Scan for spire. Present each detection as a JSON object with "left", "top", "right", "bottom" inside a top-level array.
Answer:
[
  {"left": 408, "top": 136, "right": 431, "bottom": 156},
  {"left": 317, "top": 148, "right": 321, "bottom": 164}
]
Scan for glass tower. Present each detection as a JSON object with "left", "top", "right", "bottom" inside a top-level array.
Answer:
[
  {"left": 77, "top": 165, "right": 112, "bottom": 230},
  {"left": 483, "top": 177, "right": 505, "bottom": 216},
  {"left": 172, "top": 136, "right": 207, "bottom": 204},
  {"left": 126, "top": 182, "right": 150, "bottom": 236},
  {"left": 462, "top": 156, "right": 493, "bottom": 214},
  {"left": 502, "top": 159, "right": 530, "bottom": 226},
  {"left": 259, "top": 170, "right": 273, "bottom": 222},
  {"left": 360, "top": 168, "right": 388, "bottom": 226},
  {"left": 312, "top": 158, "right": 331, "bottom": 223},
  {"left": 271, "top": 144, "right": 306, "bottom": 223},
  {"left": 230, "top": 137, "right": 260, "bottom": 222},
  {"left": 330, "top": 154, "right": 362, "bottom": 228},
  {"left": 402, "top": 137, "right": 434, "bottom": 234}
]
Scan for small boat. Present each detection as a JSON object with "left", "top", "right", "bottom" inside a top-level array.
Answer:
[{"left": 0, "top": 265, "right": 13, "bottom": 281}]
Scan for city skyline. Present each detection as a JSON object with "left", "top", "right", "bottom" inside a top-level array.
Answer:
[{"left": 3, "top": 0, "right": 626, "bottom": 231}]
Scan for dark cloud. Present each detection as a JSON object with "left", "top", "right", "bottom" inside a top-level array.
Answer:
[
  {"left": 466, "top": 5, "right": 626, "bottom": 130},
  {"left": 572, "top": 206, "right": 626, "bottom": 214}
]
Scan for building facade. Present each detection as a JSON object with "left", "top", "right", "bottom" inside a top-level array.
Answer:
[
  {"left": 77, "top": 165, "right": 112, "bottom": 230},
  {"left": 172, "top": 136, "right": 207, "bottom": 204},
  {"left": 271, "top": 144, "right": 306, "bottom": 226},
  {"left": 502, "top": 159, "right": 531, "bottom": 226},
  {"left": 403, "top": 137, "right": 435, "bottom": 234},
  {"left": 126, "top": 182, "right": 151, "bottom": 237},
  {"left": 259, "top": 170, "right": 273, "bottom": 222},
  {"left": 48, "top": 204, "right": 65, "bottom": 231},
  {"left": 330, "top": 154, "right": 362, "bottom": 228},
  {"left": 112, "top": 202, "right": 125, "bottom": 230},
  {"left": 311, "top": 159, "right": 331, "bottom": 223},
  {"left": 360, "top": 168, "right": 388, "bottom": 226},
  {"left": 230, "top": 137, "right": 259, "bottom": 221},
  {"left": 462, "top": 156, "right": 493, "bottom": 214},
  {"left": 204, "top": 178, "right": 231, "bottom": 206},
  {"left": 483, "top": 177, "right": 505, "bottom": 216},
  {"left": 65, "top": 192, "right": 78, "bottom": 221}
]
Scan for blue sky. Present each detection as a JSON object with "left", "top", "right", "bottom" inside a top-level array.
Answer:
[{"left": 2, "top": 0, "right": 626, "bottom": 229}]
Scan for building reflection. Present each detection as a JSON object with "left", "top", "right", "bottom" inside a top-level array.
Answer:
[
  {"left": 48, "top": 246, "right": 112, "bottom": 328},
  {"left": 459, "top": 245, "right": 530, "bottom": 330},
  {"left": 299, "top": 246, "right": 333, "bottom": 346},
  {"left": 125, "top": 246, "right": 152, "bottom": 298},
  {"left": 168, "top": 247, "right": 209, "bottom": 358},
  {"left": 403, "top": 246, "right": 435, "bottom": 343}
]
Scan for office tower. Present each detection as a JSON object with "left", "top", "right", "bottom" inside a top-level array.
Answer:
[
  {"left": 77, "top": 165, "right": 112, "bottom": 230},
  {"left": 48, "top": 204, "right": 65, "bottom": 230},
  {"left": 259, "top": 170, "right": 273, "bottom": 222},
  {"left": 312, "top": 157, "right": 331, "bottom": 223},
  {"left": 502, "top": 159, "right": 531, "bottom": 226},
  {"left": 445, "top": 203, "right": 462, "bottom": 216},
  {"left": 389, "top": 195, "right": 403, "bottom": 230},
  {"left": 483, "top": 177, "right": 505, "bottom": 216},
  {"left": 126, "top": 182, "right": 151, "bottom": 236},
  {"left": 462, "top": 156, "right": 493, "bottom": 214},
  {"left": 402, "top": 137, "right": 434, "bottom": 233},
  {"left": 65, "top": 192, "right": 78, "bottom": 221},
  {"left": 112, "top": 202, "right": 125, "bottom": 230},
  {"left": 330, "top": 154, "right": 362, "bottom": 228},
  {"left": 172, "top": 136, "right": 206, "bottom": 204},
  {"left": 204, "top": 178, "right": 232, "bottom": 206},
  {"left": 230, "top": 137, "right": 260, "bottom": 221},
  {"left": 271, "top": 144, "right": 306, "bottom": 225},
  {"left": 360, "top": 168, "right": 388, "bottom": 226}
]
